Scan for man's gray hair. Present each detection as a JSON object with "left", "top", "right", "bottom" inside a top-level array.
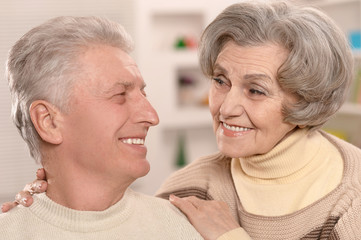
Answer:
[{"left": 6, "top": 16, "right": 134, "bottom": 162}]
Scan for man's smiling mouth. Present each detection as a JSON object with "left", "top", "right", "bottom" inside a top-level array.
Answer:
[{"left": 121, "top": 138, "right": 145, "bottom": 145}]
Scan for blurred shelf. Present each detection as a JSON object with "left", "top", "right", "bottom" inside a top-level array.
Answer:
[
  {"left": 161, "top": 107, "right": 212, "bottom": 130},
  {"left": 166, "top": 50, "right": 199, "bottom": 66}
]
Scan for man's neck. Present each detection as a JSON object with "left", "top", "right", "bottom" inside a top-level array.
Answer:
[{"left": 44, "top": 163, "right": 132, "bottom": 211}]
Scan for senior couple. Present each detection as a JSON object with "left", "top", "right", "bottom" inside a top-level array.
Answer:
[{"left": 2, "top": 1, "right": 361, "bottom": 239}]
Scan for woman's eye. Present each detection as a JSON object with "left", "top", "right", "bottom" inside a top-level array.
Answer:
[
  {"left": 249, "top": 88, "right": 265, "bottom": 95},
  {"left": 213, "top": 77, "right": 223, "bottom": 84},
  {"left": 212, "top": 77, "right": 229, "bottom": 87}
]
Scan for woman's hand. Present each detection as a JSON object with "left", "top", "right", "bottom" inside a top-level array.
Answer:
[
  {"left": 1, "top": 168, "right": 47, "bottom": 213},
  {"left": 169, "top": 195, "right": 240, "bottom": 240}
]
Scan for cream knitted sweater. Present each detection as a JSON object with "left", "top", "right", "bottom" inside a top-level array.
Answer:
[
  {"left": 0, "top": 188, "right": 202, "bottom": 240},
  {"left": 156, "top": 130, "right": 361, "bottom": 239}
]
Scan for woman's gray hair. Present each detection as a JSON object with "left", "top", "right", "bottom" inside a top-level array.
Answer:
[
  {"left": 199, "top": 0, "right": 353, "bottom": 130},
  {"left": 6, "top": 16, "right": 134, "bottom": 162}
]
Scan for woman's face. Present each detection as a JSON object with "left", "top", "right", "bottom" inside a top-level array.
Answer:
[{"left": 209, "top": 42, "right": 297, "bottom": 158}]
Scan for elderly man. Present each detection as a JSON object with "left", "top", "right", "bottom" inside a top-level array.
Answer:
[{"left": 0, "top": 16, "right": 203, "bottom": 239}]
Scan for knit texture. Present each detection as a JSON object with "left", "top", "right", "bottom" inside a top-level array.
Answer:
[
  {"left": 0, "top": 188, "right": 202, "bottom": 239},
  {"left": 231, "top": 129, "right": 343, "bottom": 216},
  {"left": 156, "top": 130, "right": 361, "bottom": 239}
]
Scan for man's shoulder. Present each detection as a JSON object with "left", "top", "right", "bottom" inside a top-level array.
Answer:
[
  {"left": 129, "top": 189, "right": 196, "bottom": 225},
  {"left": 0, "top": 206, "right": 31, "bottom": 238},
  {"left": 0, "top": 205, "right": 29, "bottom": 221},
  {"left": 130, "top": 189, "right": 185, "bottom": 213}
]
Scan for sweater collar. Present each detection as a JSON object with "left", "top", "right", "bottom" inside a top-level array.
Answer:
[
  {"left": 29, "top": 188, "right": 134, "bottom": 232},
  {"left": 237, "top": 128, "right": 321, "bottom": 180}
]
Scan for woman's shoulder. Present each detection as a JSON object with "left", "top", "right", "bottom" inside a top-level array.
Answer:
[
  {"left": 155, "top": 152, "right": 233, "bottom": 200},
  {"left": 179, "top": 151, "right": 231, "bottom": 171},
  {"left": 320, "top": 130, "right": 361, "bottom": 151},
  {"left": 319, "top": 130, "right": 361, "bottom": 189},
  {"left": 319, "top": 130, "right": 361, "bottom": 163}
]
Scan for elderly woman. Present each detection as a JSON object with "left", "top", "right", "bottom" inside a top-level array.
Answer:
[
  {"left": 3, "top": 1, "right": 361, "bottom": 239},
  {"left": 159, "top": 1, "right": 361, "bottom": 239}
]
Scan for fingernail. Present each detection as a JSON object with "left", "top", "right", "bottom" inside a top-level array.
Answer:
[
  {"left": 15, "top": 193, "right": 27, "bottom": 205},
  {"left": 169, "top": 194, "right": 179, "bottom": 202},
  {"left": 32, "top": 182, "right": 42, "bottom": 191},
  {"left": 36, "top": 168, "right": 42, "bottom": 176},
  {"left": 19, "top": 197, "right": 27, "bottom": 205}
]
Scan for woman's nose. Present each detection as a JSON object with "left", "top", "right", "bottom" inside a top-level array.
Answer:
[{"left": 219, "top": 88, "right": 245, "bottom": 118}]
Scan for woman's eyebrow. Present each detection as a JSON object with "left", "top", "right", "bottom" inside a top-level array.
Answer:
[
  {"left": 213, "top": 63, "right": 228, "bottom": 75},
  {"left": 244, "top": 73, "right": 272, "bottom": 83}
]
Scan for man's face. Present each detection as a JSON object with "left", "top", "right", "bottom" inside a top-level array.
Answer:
[{"left": 61, "top": 44, "right": 159, "bottom": 184}]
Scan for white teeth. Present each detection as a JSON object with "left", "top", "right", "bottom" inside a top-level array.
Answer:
[
  {"left": 223, "top": 122, "right": 251, "bottom": 132},
  {"left": 122, "top": 138, "right": 145, "bottom": 145}
]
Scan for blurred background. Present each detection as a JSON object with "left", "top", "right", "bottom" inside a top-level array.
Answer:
[{"left": 0, "top": 0, "right": 360, "bottom": 203}]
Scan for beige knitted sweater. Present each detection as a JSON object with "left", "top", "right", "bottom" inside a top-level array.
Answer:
[
  {"left": 0, "top": 188, "right": 203, "bottom": 239},
  {"left": 156, "top": 131, "right": 361, "bottom": 239}
]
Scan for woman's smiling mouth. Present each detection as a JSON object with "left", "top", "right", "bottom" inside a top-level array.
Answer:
[{"left": 222, "top": 122, "right": 252, "bottom": 132}]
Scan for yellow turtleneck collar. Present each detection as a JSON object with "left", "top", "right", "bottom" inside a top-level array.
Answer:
[{"left": 231, "top": 128, "right": 343, "bottom": 215}]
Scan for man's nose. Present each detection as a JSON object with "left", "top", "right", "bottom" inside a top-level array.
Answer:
[{"left": 134, "top": 95, "right": 160, "bottom": 126}]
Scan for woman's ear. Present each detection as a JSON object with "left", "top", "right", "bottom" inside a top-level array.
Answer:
[{"left": 29, "top": 100, "right": 63, "bottom": 145}]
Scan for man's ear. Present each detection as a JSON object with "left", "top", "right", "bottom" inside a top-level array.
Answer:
[{"left": 29, "top": 100, "right": 63, "bottom": 145}]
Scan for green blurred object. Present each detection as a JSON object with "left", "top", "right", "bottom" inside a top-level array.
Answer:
[
  {"left": 175, "top": 37, "right": 186, "bottom": 49},
  {"left": 176, "top": 135, "right": 186, "bottom": 167}
]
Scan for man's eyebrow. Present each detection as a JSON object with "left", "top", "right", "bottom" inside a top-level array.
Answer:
[{"left": 102, "top": 81, "right": 135, "bottom": 95}]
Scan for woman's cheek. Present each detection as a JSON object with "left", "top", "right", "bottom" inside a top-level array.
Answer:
[{"left": 208, "top": 88, "right": 219, "bottom": 116}]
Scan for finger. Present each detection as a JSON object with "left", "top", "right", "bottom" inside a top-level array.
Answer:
[
  {"left": 169, "top": 194, "right": 198, "bottom": 216},
  {"left": 36, "top": 168, "right": 46, "bottom": 180},
  {"left": 15, "top": 191, "right": 34, "bottom": 207},
  {"left": 34, "top": 180, "right": 47, "bottom": 193},
  {"left": 1, "top": 202, "right": 18, "bottom": 213},
  {"left": 23, "top": 180, "right": 47, "bottom": 195},
  {"left": 182, "top": 196, "right": 204, "bottom": 209}
]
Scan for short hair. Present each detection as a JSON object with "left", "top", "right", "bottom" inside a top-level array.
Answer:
[
  {"left": 6, "top": 16, "right": 134, "bottom": 162},
  {"left": 199, "top": 0, "right": 353, "bottom": 131}
]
